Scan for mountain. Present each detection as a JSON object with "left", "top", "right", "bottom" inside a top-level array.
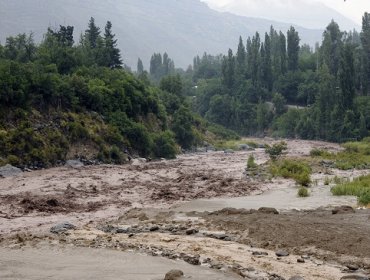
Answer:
[
  {"left": 0, "top": 0, "right": 325, "bottom": 69},
  {"left": 203, "top": 0, "right": 361, "bottom": 31}
]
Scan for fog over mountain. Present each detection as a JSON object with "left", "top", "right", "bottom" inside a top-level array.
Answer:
[
  {"left": 202, "top": 0, "right": 362, "bottom": 31},
  {"left": 0, "top": 0, "right": 338, "bottom": 68}
]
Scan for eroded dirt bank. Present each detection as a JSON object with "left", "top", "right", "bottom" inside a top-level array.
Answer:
[{"left": 1, "top": 139, "right": 370, "bottom": 279}]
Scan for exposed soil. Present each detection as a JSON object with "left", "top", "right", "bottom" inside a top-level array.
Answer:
[{"left": 1, "top": 138, "right": 369, "bottom": 280}]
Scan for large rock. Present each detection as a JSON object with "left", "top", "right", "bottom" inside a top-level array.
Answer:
[
  {"left": 65, "top": 160, "right": 84, "bottom": 168},
  {"left": 50, "top": 222, "right": 76, "bottom": 234},
  {"left": 0, "top": 164, "right": 22, "bottom": 178},
  {"left": 340, "top": 275, "right": 369, "bottom": 280},
  {"left": 332, "top": 206, "right": 355, "bottom": 215},
  {"left": 164, "top": 269, "right": 184, "bottom": 280},
  {"left": 258, "top": 207, "right": 279, "bottom": 214},
  {"left": 275, "top": 250, "right": 289, "bottom": 257}
]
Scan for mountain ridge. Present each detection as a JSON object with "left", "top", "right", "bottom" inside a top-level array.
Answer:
[{"left": 1, "top": 0, "right": 326, "bottom": 68}]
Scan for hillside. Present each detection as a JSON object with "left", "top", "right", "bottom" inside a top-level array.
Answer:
[
  {"left": 204, "top": 0, "right": 360, "bottom": 31},
  {"left": 0, "top": 0, "right": 324, "bottom": 68}
]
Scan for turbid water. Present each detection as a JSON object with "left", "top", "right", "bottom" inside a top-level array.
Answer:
[
  {"left": 0, "top": 247, "right": 239, "bottom": 280},
  {"left": 173, "top": 184, "right": 358, "bottom": 212}
]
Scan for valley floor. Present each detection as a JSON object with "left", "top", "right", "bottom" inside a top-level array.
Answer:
[{"left": 0, "top": 139, "right": 369, "bottom": 279}]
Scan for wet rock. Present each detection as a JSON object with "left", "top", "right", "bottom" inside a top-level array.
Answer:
[
  {"left": 65, "top": 160, "right": 84, "bottom": 168},
  {"left": 340, "top": 275, "right": 369, "bottom": 280},
  {"left": 210, "top": 233, "right": 230, "bottom": 240},
  {"left": 164, "top": 269, "right": 184, "bottom": 280},
  {"left": 0, "top": 164, "right": 22, "bottom": 178},
  {"left": 149, "top": 225, "right": 160, "bottom": 232},
  {"left": 98, "top": 225, "right": 116, "bottom": 233},
  {"left": 50, "top": 222, "right": 76, "bottom": 234},
  {"left": 239, "top": 144, "right": 254, "bottom": 151},
  {"left": 185, "top": 228, "right": 198, "bottom": 235},
  {"left": 346, "top": 264, "right": 360, "bottom": 271},
  {"left": 258, "top": 207, "right": 279, "bottom": 214},
  {"left": 289, "top": 276, "right": 304, "bottom": 280},
  {"left": 275, "top": 250, "right": 289, "bottom": 257},
  {"left": 270, "top": 274, "right": 285, "bottom": 280},
  {"left": 182, "top": 254, "right": 200, "bottom": 265},
  {"left": 332, "top": 206, "right": 355, "bottom": 215},
  {"left": 252, "top": 251, "right": 268, "bottom": 256}
]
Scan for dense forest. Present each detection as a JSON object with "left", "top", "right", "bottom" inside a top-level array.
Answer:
[
  {"left": 149, "top": 13, "right": 369, "bottom": 142},
  {"left": 0, "top": 18, "right": 238, "bottom": 168},
  {"left": 1, "top": 14, "right": 369, "bottom": 168}
]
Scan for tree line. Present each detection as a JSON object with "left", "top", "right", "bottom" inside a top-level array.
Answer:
[
  {"left": 185, "top": 14, "right": 370, "bottom": 142},
  {"left": 0, "top": 18, "right": 222, "bottom": 167}
]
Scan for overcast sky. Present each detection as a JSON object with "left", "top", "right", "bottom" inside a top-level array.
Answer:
[{"left": 202, "top": 0, "right": 368, "bottom": 28}]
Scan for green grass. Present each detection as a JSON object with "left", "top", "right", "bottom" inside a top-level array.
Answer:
[
  {"left": 298, "top": 187, "right": 310, "bottom": 197},
  {"left": 270, "top": 159, "right": 312, "bottom": 186},
  {"left": 214, "top": 139, "right": 259, "bottom": 151},
  {"left": 310, "top": 138, "right": 370, "bottom": 170},
  {"left": 247, "top": 155, "right": 258, "bottom": 169},
  {"left": 331, "top": 174, "right": 370, "bottom": 205}
]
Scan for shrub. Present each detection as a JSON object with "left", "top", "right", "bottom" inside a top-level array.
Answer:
[
  {"left": 265, "top": 141, "right": 287, "bottom": 161},
  {"left": 152, "top": 131, "right": 178, "bottom": 159},
  {"left": 270, "top": 159, "right": 311, "bottom": 186},
  {"left": 295, "top": 172, "right": 311, "bottom": 187},
  {"left": 247, "top": 155, "right": 257, "bottom": 169},
  {"left": 310, "top": 148, "right": 329, "bottom": 157},
  {"left": 298, "top": 187, "right": 309, "bottom": 197}
]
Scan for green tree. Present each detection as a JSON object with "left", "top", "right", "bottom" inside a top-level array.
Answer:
[
  {"left": 315, "top": 64, "right": 336, "bottom": 139},
  {"left": 361, "top": 12, "right": 370, "bottom": 95},
  {"left": 339, "top": 44, "right": 355, "bottom": 110},
  {"left": 235, "top": 36, "right": 246, "bottom": 79},
  {"left": 4, "top": 33, "right": 36, "bottom": 62},
  {"left": 287, "top": 26, "right": 300, "bottom": 72},
  {"left": 137, "top": 57, "right": 144, "bottom": 74},
  {"left": 272, "top": 92, "right": 286, "bottom": 116},
  {"left": 85, "top": 17, "right": 100, "bottom": 49},
  {"left": 172, "top": 106, "right": 195, "bottom": 149},
  {"left": 262, "top": 33, "right": 273, "bottom": 90},
  {"left": 320, "top": 20, "right": 343, "bottom": 77},
  {"left": 160, "top": 74, "right": 183, "bottom": 97},
  {"left": 103, "top": 21, "right": 122, "bottom": 68},
  {"left": 221, "top": 48, "right": 235, "bottom": 88}
]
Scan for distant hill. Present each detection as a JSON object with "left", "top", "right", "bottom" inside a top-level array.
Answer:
[
  {"left": 203, "top": 0, "right": 361, "bottom": 31},
  {"left": 0, "top": 0, "right": 325, "bottom": 69}
]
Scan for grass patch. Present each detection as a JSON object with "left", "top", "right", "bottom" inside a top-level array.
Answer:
[
  {"left": 298, "top": 187, "right": 310, "bottom": 197},
  {"left": 310, "top": 138, "right": 370, "bottom": 170},
  {"left": 331, "top": 174, "right": 370, "bottom": 205},
  {"left": 270, "top": 159, "right": 312, "bottom": 186},
  {"left": 215, "top": 139, "right": 259, "bottom": 151}
]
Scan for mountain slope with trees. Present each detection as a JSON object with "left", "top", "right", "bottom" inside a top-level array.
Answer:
[
  {"left": 188, "top": 14, "right": 370, "bottom": 142},
  {"left": 0, "top": 18, "right": 237, "bottom": 168},
  {"left": 0, "top": 0, "right": 325, "bottom": 68}
]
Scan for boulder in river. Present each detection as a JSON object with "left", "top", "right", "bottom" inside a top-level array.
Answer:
[
  {"left": 340, "top": 275, "right": 369, "bottom": 280},
  {"left": 332, "top": 205, "right": 355, "bottom": 215},
  {"left": 65, "top": 160, "right": 84, "bottom": 168},
  {"left": 164, "top": 269, "right": 184, "bottom": 280},
  {"left": 258, "top": 207, "right": 279, "bottom": 214},
  {"left": 275, "top": 250, "right": 289, "bottom": 257},
  {"left": 50, "top": 222, "right": 76, "bottom": 234},
  {"left": 0, "top": 164, "right": 22, "bottom": 178}
]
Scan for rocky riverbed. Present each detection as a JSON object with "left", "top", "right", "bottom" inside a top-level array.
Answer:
[{"left": 0, "top": 139, "right": 369, "bottom": 280}]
